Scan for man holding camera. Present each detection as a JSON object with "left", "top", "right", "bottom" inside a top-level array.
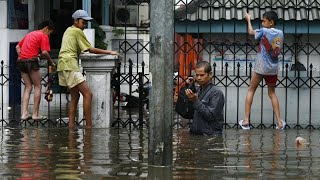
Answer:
[{"left": 185, "top": 61, "right": 225, "bottom": 135}]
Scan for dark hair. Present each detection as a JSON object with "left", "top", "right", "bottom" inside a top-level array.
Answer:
[
  {"left": 195, "top": 61, "right": 212, "bottom": 74},
  {"left": 262, "top": 11, "right": 278, "bottom": 26},
  {"left": 37, "top": 20, "right": 55, "bottom": 30}
]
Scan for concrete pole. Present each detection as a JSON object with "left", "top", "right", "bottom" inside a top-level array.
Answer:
[{"left": 148, "top": 0, "right": 174, "bottom": 166}]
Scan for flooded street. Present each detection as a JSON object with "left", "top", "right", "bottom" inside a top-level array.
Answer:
[{"left": 0, "top": 127, "right": 319, "bottom": 179}]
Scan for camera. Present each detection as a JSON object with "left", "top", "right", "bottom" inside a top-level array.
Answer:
[{"left": 187, "top": 82, "right": 196, "bottom": 93}]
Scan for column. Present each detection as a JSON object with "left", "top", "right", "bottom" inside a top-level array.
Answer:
[{"left": 80, "top": 53, "right": 118, "bottom": 128}]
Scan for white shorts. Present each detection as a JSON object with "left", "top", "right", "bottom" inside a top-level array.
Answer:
[{"left": 58, "top": 71, "right": 85, "bottom": 89}]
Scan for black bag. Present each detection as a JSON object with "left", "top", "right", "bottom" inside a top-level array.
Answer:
[{"left": 175, "top": 83, "right": 196, "bottom": 119}]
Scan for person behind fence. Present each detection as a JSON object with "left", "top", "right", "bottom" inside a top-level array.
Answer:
[
  {"left": 239, "top": 11, "right": 284, "bottom": 130},
  {"left": 185, "top": 61, "right": 225, "bottom": 135},
  {"left": 57, "top": 9, "right": 119, "bottom": 129},
  {"left": 16, "top": 20, "right": 56, "bottom": 121}
]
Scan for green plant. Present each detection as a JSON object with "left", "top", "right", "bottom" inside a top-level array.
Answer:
[
  {"left": 91, "top": 20, "right": 125, "bottom": 49},
  {"left": 112, "top": 27, "right": 125, "bottom": 37},
  {"left": 91, "top": 20, "right": 108, "bottom": 49}
]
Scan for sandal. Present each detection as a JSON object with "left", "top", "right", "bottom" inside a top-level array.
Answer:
[
  {"left": 239, "top": 120, "right": 250, "bottom": 130},
  {"left": 32, "top": 116, "right": 48, "bottom": 121},
  {"left": 21, "top": 115, "right": 32, "bottom": 121},
  {"left": 276, "top": 120, "right": 286, "bottom": 130}
]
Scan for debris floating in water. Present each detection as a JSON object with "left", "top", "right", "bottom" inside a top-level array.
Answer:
[{"left": 295, "top": 137, "right": 308, "bottom": 145}]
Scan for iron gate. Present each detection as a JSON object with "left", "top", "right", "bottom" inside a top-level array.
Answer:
[{"left": 1, "top": 0, "right": 320, "bottom": 129}]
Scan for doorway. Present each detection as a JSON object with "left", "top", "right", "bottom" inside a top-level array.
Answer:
[{"left": 45, "top": 0, "right": 82, "bottom": 54}]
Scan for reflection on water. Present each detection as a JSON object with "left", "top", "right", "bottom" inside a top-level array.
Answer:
[{"left": 0, "top": 128, "right": 319, "bottom": 179}]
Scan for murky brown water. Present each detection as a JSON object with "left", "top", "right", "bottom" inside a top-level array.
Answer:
[{"left": 0, "top": 128, "right": 319, "bottom": 179}]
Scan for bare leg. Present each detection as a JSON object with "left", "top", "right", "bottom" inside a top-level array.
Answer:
[
  {"left": 243, "top": 72, "right": 262, "bottom": 125},
  {"left": 268, "top": 86, "right": 282, "bottom": 128},
  {"left": 20, "top": 72, "right": 33, "bottom": 119},
  {"left": 76, "top": 81, "right": 93, "bottom": 128},
  {"left": 30, "top": 70, "right": 42, "bottom": 119},
  {"left": 69, "top": 86, "right": 80, "bottom": 129}
]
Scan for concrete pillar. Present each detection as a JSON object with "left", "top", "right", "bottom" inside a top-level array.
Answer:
[
  {"left": 148, "top": 0, "right": 174, "bottom": 166},
  {"left": 80, "top": 54, "right": 118, "bottom": 128}
]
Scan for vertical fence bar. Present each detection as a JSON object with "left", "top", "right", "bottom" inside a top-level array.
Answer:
[
  {"left": 224, "top": 62, "right": 230, "bottom": 128},
  {"left": 233, "top": 62, "right": 240, "bottom": 128},
  {"left": 59, "top": 85, "right": 62, "bottom": 126},
  {"left": 257, "top": 78, "right": 266, "bottom": 129},
  {"left": 112, "top": 62, "right": 124, "bottom": 128},
  {"left": 115, "top": 62, "right": 122, "bottom": 127},
  {"left": 126, "top": 60, "right": 134, "bottom": 128},
  {"left": 213, "top": 63, "right": 216, "bottom": 85},
  {"left": 294, "top": 70, "right": 303, "bottom": 129},
  {"left": 138, "top": 71, "right": 143, "bottom": 128},
  {"left": 47, "top": 67, "right": 51, "bottom": 124},
  {"left": 248, "top": 63, "right": 254, "bottom": 128},
  {"left": 306, "top": 64, "right": 314, "bottom": 129},
  {"left": 1, "top": 61, "right": 4, "bottom": 125},
  {"left": 284, "top": 63, "right": 290, "bottom": 129}
]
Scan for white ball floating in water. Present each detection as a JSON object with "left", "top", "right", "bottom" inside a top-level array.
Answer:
[{"left": 295, "top": 137, "right": 308, "bottom": 145}]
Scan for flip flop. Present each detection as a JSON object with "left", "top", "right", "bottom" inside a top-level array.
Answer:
[
  {"left": 32, "top": 116, "right": 48, "bottom": 121},
  {"left": 21, "top": 115, "right": 32, "bottom": 121},
  {"left": 276, "top": 120, "right": 286, "bottom": 130},
  {"left": 239, "top": 120, "right": 250, "bottom": 130}
]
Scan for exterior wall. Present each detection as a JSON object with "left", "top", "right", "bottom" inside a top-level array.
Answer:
[
  {"left": 201, "top": 33, "right": 320, "bottom": 76},
  {"left": 0, "top": 1, "right": 31, "bottom": 119},
  {"left": 217, "top": 80, "right": 320, "bottom": 126}
]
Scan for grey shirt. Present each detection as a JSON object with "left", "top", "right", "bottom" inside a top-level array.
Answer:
[{"left": 190, "top": 83, "right": 225, "bottom": 135}]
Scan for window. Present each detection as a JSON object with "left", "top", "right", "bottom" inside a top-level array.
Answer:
[{"left": 7, "top": 0, "right": 29, "bottom": 29}]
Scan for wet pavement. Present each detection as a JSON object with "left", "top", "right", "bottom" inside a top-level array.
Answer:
[{"left": 0, "top": 127, "right": 319, "bottom": 179}]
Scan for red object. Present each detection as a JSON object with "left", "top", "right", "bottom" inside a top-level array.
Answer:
[
  {"left": 17, "top": 30, "right": 51, "bottom": 60},
  {"left": 174, "top": 33, "right": 203, "bottom": 95}
]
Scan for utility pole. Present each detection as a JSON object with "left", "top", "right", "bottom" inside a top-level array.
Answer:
[{"left": 148, "top": 0, "right": 174, "bottom": 166}]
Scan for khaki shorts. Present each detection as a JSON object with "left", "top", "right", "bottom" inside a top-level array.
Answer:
[{"left": 58, "top": 71, "right": 85, "bottom": 89}]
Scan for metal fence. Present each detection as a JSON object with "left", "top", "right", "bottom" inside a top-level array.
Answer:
[
  {"left": 1, "top": 0, "right": 320, "bottom": 129},
  {"left": 2, "top": 59, "right": 320, "bottom": 129},
  {"left": 111, "top": 0, "right": 320, "bottom": 129},
  {"left": 0, "top": 60, "right": 74, "bottom": 127}
]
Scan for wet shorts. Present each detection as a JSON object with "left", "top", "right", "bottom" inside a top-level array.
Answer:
[
  {"left": 263, "top": 75, "right": 278, "bottom": 86},
  {"left": 58, "top": 71, "right": 85, "bottom": 89},
  {"left": 16, "top": 58, "right": 40, "bottom": 73}
]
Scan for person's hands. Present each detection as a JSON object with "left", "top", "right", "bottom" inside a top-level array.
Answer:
[
  {"left": 173, "top": 93, "right": 178, "bottom": 103},
  {"left": 186, "top": 77, "right": 195, "bottom": 85},
  {"left": 50, "top": 60, "right": 56, "bottom": 67},
  {"left": 48, "top": 64, "right": 55, "bottom": 73},
  {"left": 185, "top": 89, "right": 197, "bottom": 102},
  {"left": 109, "top": 51, "right": 119, "bottom": 56},
  {"left": 244, "top": 11, "right": 251, "bottom": 21}
]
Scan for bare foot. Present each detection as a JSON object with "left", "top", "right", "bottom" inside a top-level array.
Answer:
[{"left": 277, "top": 121, "right": 283, "bottom": 129}]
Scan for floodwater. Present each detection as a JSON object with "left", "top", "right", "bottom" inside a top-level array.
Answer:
[{"left": 0, "top": 127, "right": 319, "bottom": 179}]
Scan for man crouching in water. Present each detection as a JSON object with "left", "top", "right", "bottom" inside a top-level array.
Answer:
[{"left": 185, "top": 61, "right": 225, "bottom": 135}]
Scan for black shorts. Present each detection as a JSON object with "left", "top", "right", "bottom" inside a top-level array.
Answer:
[{"left": 16, "top": 58, "right": 40, "bottom": 73}]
